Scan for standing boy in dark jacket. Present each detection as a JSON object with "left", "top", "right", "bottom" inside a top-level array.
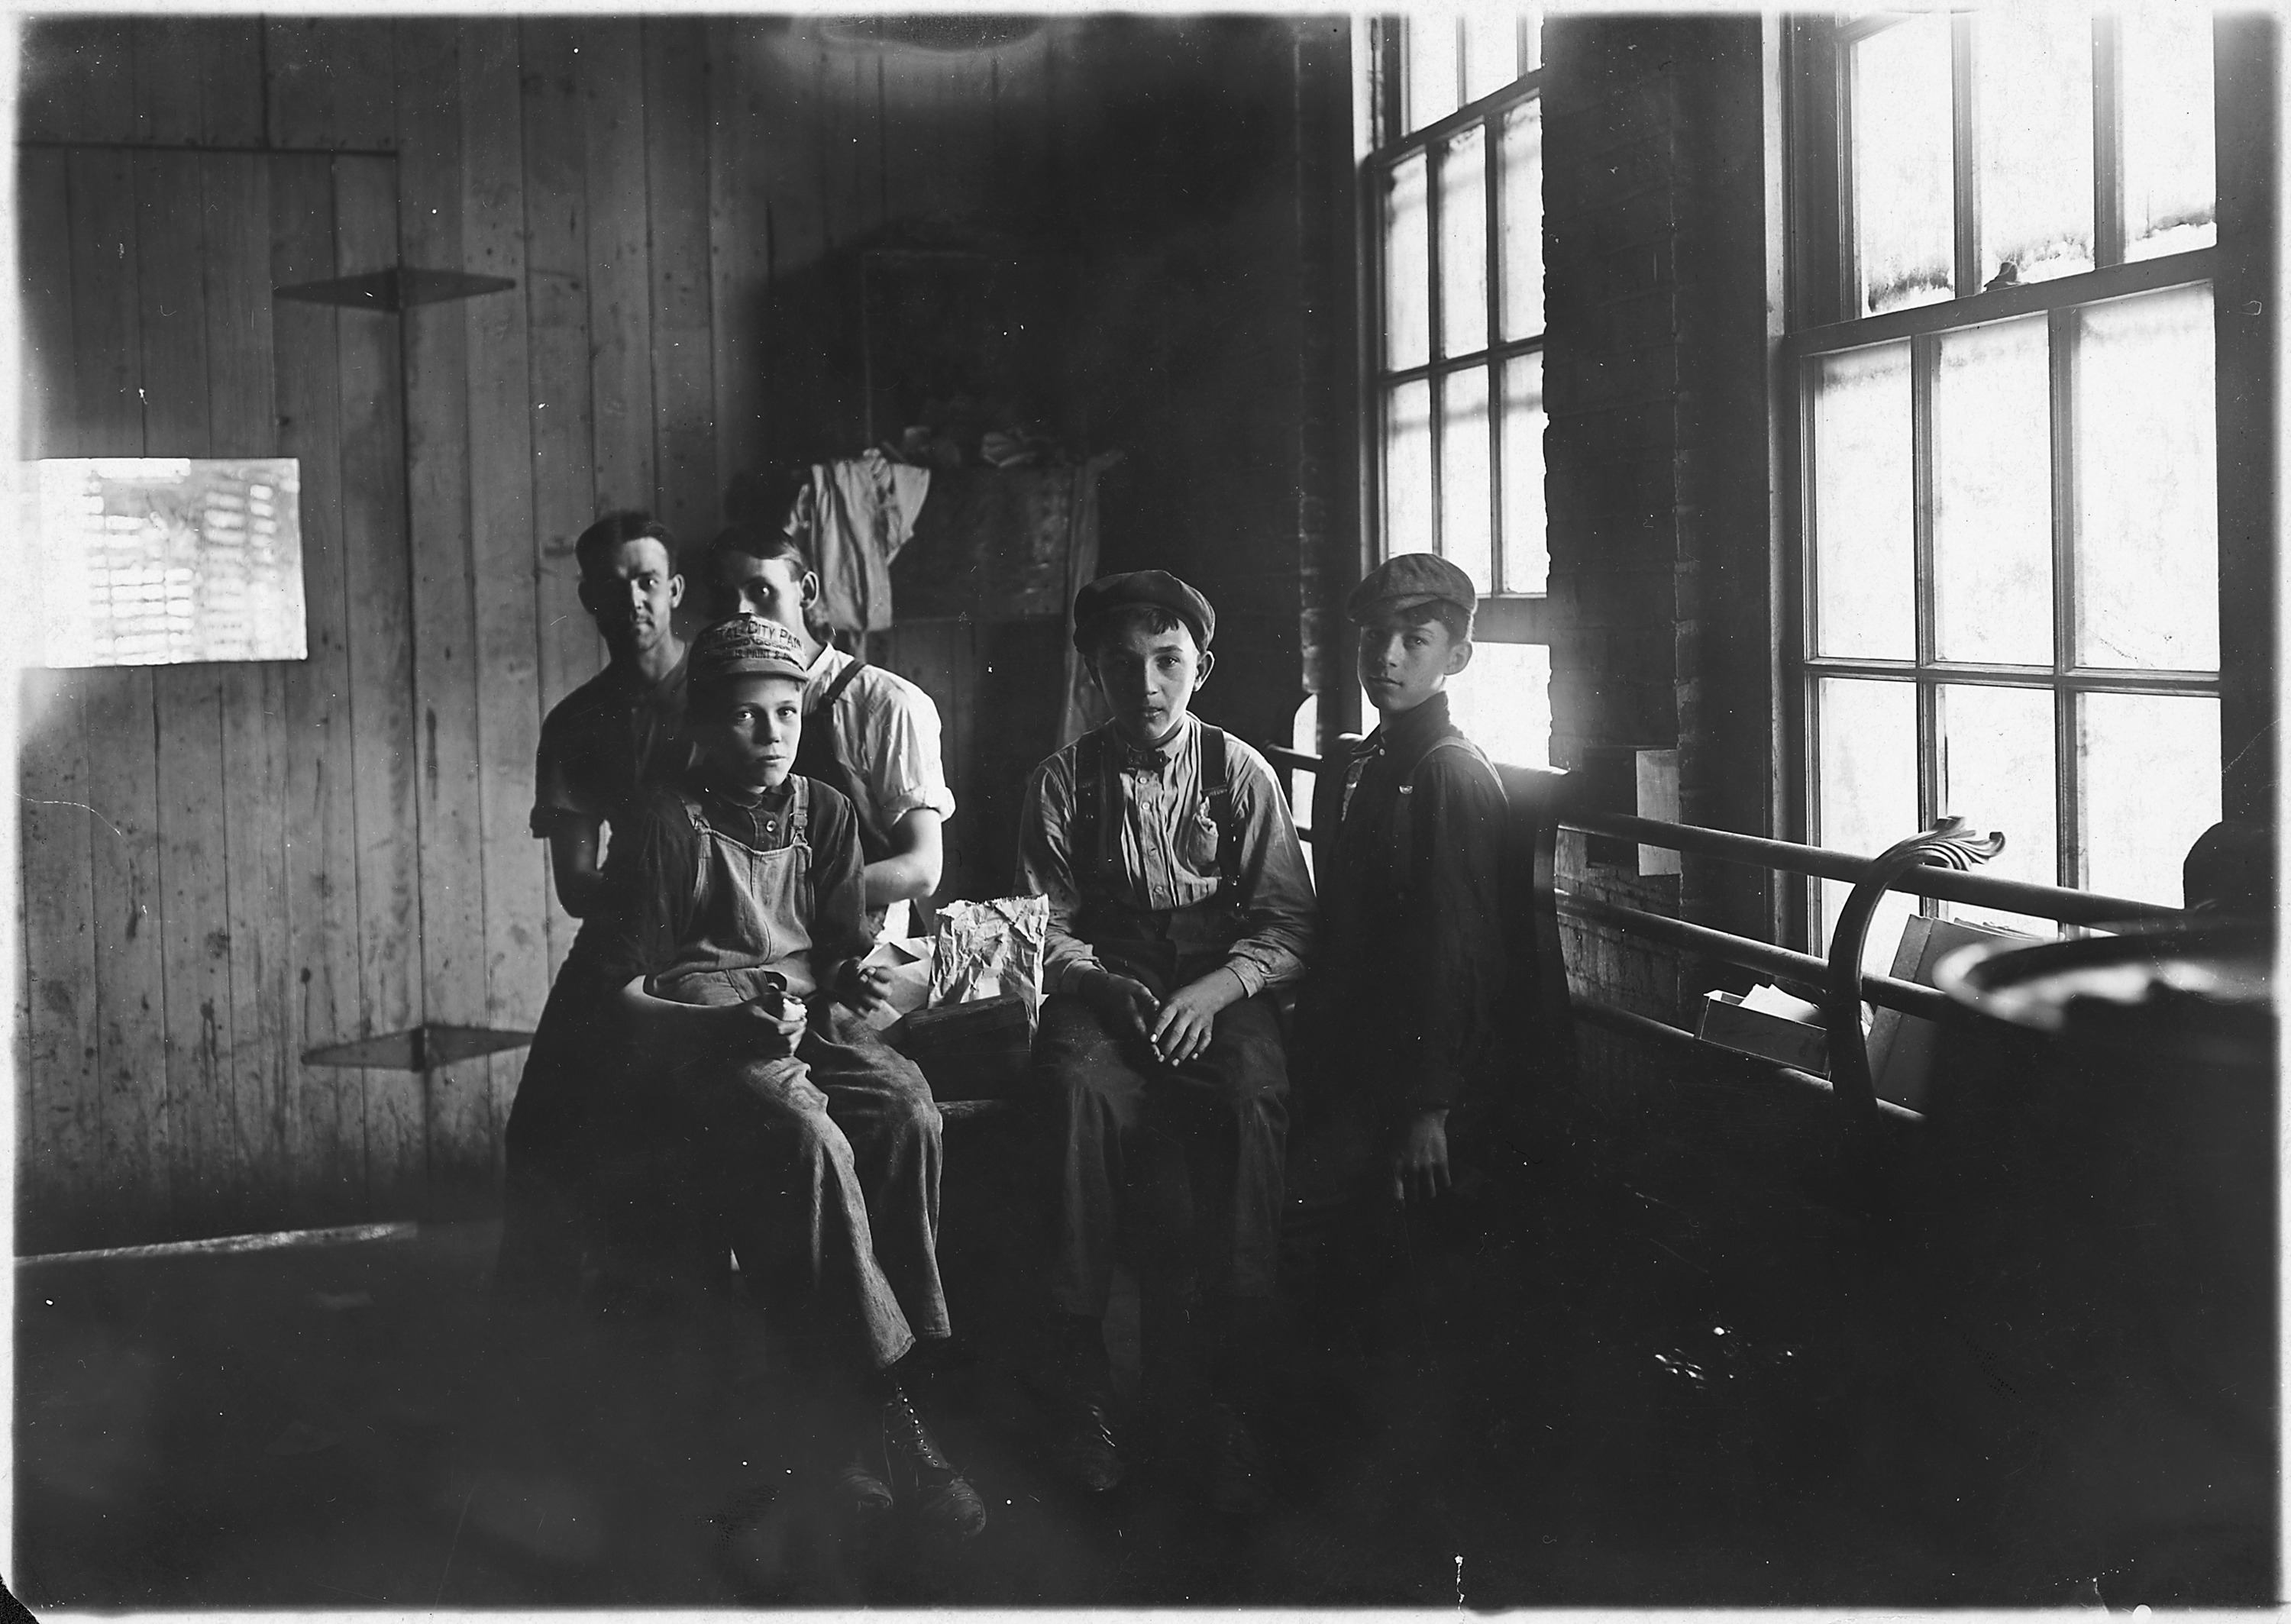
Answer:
[{"left": 1291, "top": 554, "right": 1508, "bottom": 1235}]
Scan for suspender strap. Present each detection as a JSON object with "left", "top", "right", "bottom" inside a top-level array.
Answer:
[
  {"left": 788, "top": 774, "right": 809, "bottom": 844},
  {"left": 1388, "top": 735, "right": 1501, "bottom": 911},
  {"left": 1200, "top": 725, "right": 1244, "bottom": 901},
  {"left": 811, "top": 654, "right": 868, "bottom": 715}
]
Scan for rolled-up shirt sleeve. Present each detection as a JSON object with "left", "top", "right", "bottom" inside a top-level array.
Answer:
[
  {"left": 1015, "top": 752, "right": 1107, "bottom": 996},
  {"left": 1218, "top": 743, "right": 1316, "bottom": 997}
]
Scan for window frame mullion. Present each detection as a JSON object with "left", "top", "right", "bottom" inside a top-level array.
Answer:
[
  {"left": 2049, "top": 302, "right": 2084, "bottom": 891},
  {"left": 1951, "top": 11, "right": 1982, "bottom": 298},
  {"left": 2092, "top": 14, "right": 2126, "bottom": 268},
  {"left": 1911, "top": 332, "right": 1942, "bottom": 881}
]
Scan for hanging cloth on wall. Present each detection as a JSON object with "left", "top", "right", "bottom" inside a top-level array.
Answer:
[{"left": 789, "top": 449, "right": 932, "bottom": 638}]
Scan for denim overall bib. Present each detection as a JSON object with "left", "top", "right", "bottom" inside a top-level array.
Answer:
[{"left": 651, "top": 777, "right": 950, "bottom": 1367}]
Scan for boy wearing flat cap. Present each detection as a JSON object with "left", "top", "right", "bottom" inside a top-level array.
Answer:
[
  {"left": 501, "top": 615, "right": 987, "bottom": 1542},
  {"left": 1289, "top": 554, "right": 1508, "bottom": 1268},
  {"left": 1017, "top": 570, "right": 1315, "bottom": 1513}
]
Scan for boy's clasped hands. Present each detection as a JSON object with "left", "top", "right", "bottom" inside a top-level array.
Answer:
[{"left": 1075, "top": 965, "right": 1242, "bottom": 1068}]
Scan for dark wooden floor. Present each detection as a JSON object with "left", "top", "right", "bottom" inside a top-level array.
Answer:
[{"left": 15, "top": 1128, "right": 2275, "bottom": 1609}]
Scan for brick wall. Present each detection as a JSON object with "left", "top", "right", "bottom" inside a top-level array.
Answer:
[{"left": 1542, "top": 16, "right": 1773, "bottom": 1096}]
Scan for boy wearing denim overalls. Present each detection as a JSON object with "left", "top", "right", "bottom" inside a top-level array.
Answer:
[
  {"left": 1016, "top": 570, "right": 1316, "bottom": 1514},
  {"left": 502, "top": 615, "right": 985, "bottom": 1538}
]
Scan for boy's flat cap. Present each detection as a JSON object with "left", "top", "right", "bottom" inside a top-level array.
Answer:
[
  {"left": 1346, "top": 553, "right": 1480, "bottom": 622},
  {"left": 690, "top": 614, "right": 811, "bottom": 684},
  {"left": 1071, "top": 570, "right": 1217, "bottom": 650}
]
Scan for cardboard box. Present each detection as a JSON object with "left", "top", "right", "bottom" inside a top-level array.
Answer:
[{"left": 1696, "top": 988, "right": 1831, "bottom": 1074}]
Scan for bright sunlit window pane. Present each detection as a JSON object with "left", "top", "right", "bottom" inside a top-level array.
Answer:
[
  {"left": 1498, "top": 101, "right": 1544, "bottom": 340},
  {"left": 1498, "top": 352, "right": 1547, "bottom": 593},
  {"left": 1462, "top": 11, "right": 1520, "bottom": 104},
  {"left": 1384, "top": 379, "right": 1435, "bottom": 558},
  {"left": 1439, "top": 125, "right": 1489, "bottom": 360},
  {"left": 2122, "top": 10, "right": 2217, "bottom": 261},
  {"left": 1852, "top": 15, "right": 1957, "bottom": 315},
  {"left": 1976, "top": 5, "right": 2096, "bottom": 289},
  {"left": 2071, "top": 283, "right": 2218, "bottom": 671},
  {"left": 1809, "top": 342, "right": 1915, "bottom": 659},
  {"left": 1407, "top": 18, "right": 1461, "bottom": 134},
  {"left": 1931, "top": 315, "right": 2053, "bottom": 664},
  {"left": 2079, "top": 691, "right": 2220, "bottom": 903},
  {"left": 1938, "top": 683, "right": 2059, "bottom": 932},
  {"left": 1440, "top": 367, "right": 1494, "bottom": 587},
  {"left": 37, "top": 457, "right": 307, "bottom": 668},
  {"left": 1816, "top": 676, "right": 1921, "bottom": 975},
  {"left": 1439, "top": 639, "right": 1550, "bottom": 769},
  {"left": 1382, "top": 153, "right": 1430, "bottom": 371}
]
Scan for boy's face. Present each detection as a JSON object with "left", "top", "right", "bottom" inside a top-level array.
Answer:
[
  {"left": 579, "top": 537, "right": 683, "bottom": 660},
  {"left": 1087, "top": 619, "right": 1211, "bottom": 748},
  {"left": 696, "top": 673, "right": 804, "bottom": 787},
  {"left": 709, "top": 551, "right": 815, "bottom": 644},
  {"left": 1357, "top": 611, "right": 1472, "bottom": 716}
]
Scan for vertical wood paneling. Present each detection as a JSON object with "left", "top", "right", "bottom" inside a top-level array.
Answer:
[
  {"left": 748, "top": 27, "right": 829, "bottom": 459},
  {"left": 270, "top": 155, "right": 367, "bottom": 1226},
  {"left": 460, "top": 21, "right": 551, "bottom": 1136},
  {"left": 67, "top": 144, "right": 170, "bottom": 1245},
  {"left": 138, "top": 147, "right": 242, "bottom": 1240},
  {"left": 581, "top": 18, "right": 658, "bottom": 522},
  {"left": 18, "top": 18, "right": 135, "bottom": 144},
  {"left": 332, "top": 153, "right": 426, "bottom": 1216},
  {"left": 17, "top": 150, "right": 99, "bottom": 1250},
  {"left": 708, "top": 18, "right": 772, "bottom": 488},
  {"left": 195, "top": 19, "right": 269, "bottom": 149},
  {"left": 204, "top": 153, "right": 292, "bottom": 1229},
  {"left": 131, "top": 18, "right": 207, "bottom": 147},
  {"left": 522, "top": 21, "right": 603, "bottom": 973},
  {"left": 396, "top": 19, "right": 496, "bottom": 1209},
  {"left": 643, "top": 18, "right": 720, "bottom": 550},
  {"left": 266, "top": 18, "right": 397, "bottom": 151}
]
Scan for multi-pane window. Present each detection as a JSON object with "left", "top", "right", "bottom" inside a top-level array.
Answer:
[
  {"left": 1362, "top": 11, "right": 1549, "bottom": 769},
  {"left": 1791, "top": 9, "right": 2222, "bottom": 964}
]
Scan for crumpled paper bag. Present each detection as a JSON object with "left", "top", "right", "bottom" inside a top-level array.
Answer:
[
  {"left": 858, "top": 936, "right": 935, "bottom": 1032},
  {"left": 928, "top": 896, "right": 1049, "bottom": 1028}
]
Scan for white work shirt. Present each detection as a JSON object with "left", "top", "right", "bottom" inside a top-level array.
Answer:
[{"left": 802, "top": 644, "right": 958, "bottom": 831}]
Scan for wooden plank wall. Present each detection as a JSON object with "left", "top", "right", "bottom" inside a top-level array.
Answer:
[{"left": 13, "top": 15, "right": 1081, "bottom": 1249}]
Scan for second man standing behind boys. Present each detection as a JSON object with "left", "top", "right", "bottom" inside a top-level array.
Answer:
[{"left": 1017, "top": 570, "right": 1314, "bottom": 1514}]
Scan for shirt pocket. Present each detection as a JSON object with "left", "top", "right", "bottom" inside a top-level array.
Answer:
[{"left": 1178, "top": 799, "right": 1223, "bottom": 874}]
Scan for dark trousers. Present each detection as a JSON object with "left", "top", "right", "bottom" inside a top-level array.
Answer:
[
  {"left": 1036, "top": 989, "right": 1290, "bottom": 1319},
  {"left": 674, "top": 1005, "right": 948, "bottom": 1371}
]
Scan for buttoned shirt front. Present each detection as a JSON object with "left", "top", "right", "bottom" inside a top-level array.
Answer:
[{"left": 1017, "top": 715, "right": 1316, "bottom": 998}]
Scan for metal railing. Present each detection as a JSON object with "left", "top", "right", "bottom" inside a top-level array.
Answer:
[{"left": 1269, "top": 738, "right": 2183, "bottom": 1132}]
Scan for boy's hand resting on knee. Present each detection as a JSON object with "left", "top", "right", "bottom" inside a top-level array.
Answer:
[
  {"left": 1149, "top": 968, "right": 1245, "bottom": 1068},
  {"left": 1078, "top": 968, "right": 1160, "bottom": 1041},
  {"left": 1391, "top": 1109, "right": 1452, "bottom": 1205}
]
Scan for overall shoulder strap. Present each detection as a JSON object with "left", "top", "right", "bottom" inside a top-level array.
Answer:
[
  {"left": 675, "top": 789, "right": 707, "bottom": 833},
  {"left": 788, "top": 774, "right": 810, "bottom": 844},
  {"left": 1069, "top": 731, "right": 1107, "bottom": 889},
  {"left": 812, "top": 652, "right": 868, "bottom": 713},
  {"left": 1199, "top": 725, "right": 1245, "bottom": 896}
]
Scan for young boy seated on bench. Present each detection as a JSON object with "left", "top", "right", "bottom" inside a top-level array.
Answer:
[
  {"left": 1288, "top": 555, "right": 1508, "bottom": 1322},
  {"left": 500, "top": 615, "right": 986, "bottom": 1539},
  {"left": 1017, "top": 570, "right": 1315, "bottom": 1514}
]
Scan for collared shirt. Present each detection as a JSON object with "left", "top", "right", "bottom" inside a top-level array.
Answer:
[
  {"left": 803, "top": 644, "right": 957, "bottom": 828},
  {"left": 1017, "top": 714, "right": 1316, "bottom": 998},
  {"left": 530, "top": 653, "right": 691, "bottom": 839},
  {"left": 1307, "top": 691, "right": 1507, "bottom": 1113}
]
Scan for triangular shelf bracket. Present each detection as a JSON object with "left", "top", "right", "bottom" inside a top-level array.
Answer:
[{"left": 273, "top": 265, "right": 516, "bottom": 313}]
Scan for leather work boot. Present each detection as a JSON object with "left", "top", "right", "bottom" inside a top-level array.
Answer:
[
  {"left": 1051, "top": 1388, "right": 1126, "bottom": 1494},
  {"left": 880, "top": 1388, "right": 990, "bottom": 1540}
]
